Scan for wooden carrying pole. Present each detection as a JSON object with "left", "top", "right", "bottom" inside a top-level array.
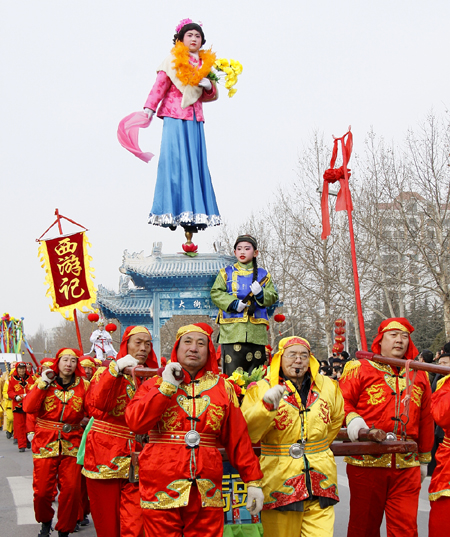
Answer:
[
  {"left": 123, "top": 367, "right": 418, "bottom": 457},
  {"left": 356, "top": 350, "right": 450, "bottom": 376}
]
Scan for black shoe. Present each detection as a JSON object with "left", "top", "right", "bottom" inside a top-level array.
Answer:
[
  {"left": 58, "top": 532, "right": 69, "bottom": 537},
  {"left": 27, "top": 440, "right": 31, "bottom": 449},
  {"left": 38, "top": 520, "right": 52, "bottom": 536},
  {"left": 19, "top": 448, "right": 25, "bottom": 452},
  {"left": 79, "top": 515, "right": 90, "bottom": 527},
  {"left": 13, "top": 438, "right": 18, "bottom": 444},
  {"left": 73, "top": 522, "right": 80, "bottom": 532},
  {"left": 6, "top": 431, "right": 12, "bottom": 439}
]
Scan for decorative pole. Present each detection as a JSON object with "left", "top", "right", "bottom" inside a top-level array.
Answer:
[{"left": 320, "top": 128, "right": 367, "bottom": 351}]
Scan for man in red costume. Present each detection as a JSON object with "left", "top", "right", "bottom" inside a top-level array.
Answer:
[
  {"left": 340, "top": 318, "right": 433, "bottom": 537},
  {"left": 77, "top": 356, "right": 97, "bottom": 529},
  {"left": 8, "top": 361, "right": 35, "bottom": 452},
  {"left": 428, "top": 372, "right": 450, "bottom": 536},
  {"left": 83, "top": 325, "right": 158, "bottom": 537},
  {"left": 126, "top": 323, "right": 264, "bottom": 537},
  {"left": 23, "top": 348, "right": 89, "bottom": 537}
]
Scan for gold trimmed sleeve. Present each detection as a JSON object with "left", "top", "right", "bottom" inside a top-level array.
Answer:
[
  {"left": 346, "top": 411, "right": 362, "bottom": 427},
  {"left": 418, "top": 452, "right": 432, "bottom": 464},
  {"left": 108, "top": 360, "right": 120, "bottom": 378},
  {"left": 37, "top": 380, "right": 50, "bottom": 390},
  {"left": 159, "top": 381, "right": 177, "bottom": 397},
  {"left": 246, "top": 480, "right": 263, "bottom": 488}
]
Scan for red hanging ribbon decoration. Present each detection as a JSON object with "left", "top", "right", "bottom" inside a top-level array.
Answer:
[{"left": 321, "top": 129, "right": 353, "bottom": 240}]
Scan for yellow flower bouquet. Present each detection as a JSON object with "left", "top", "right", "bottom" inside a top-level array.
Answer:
[{"left": 207, "top": 58, "right": 243, "bottom": 98}]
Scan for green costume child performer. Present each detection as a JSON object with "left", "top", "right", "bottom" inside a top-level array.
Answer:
[{"left": 210, "top": 235, "right": 278, "bottom": 376}]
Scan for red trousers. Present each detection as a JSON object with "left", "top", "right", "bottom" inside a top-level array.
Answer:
[
  {"left": 77, "top": 474, "right": 90, "bottom": 520},
  {"left": 13, "top": 412, "right": 28, "bottom": 449},
  {"left": 86, "top": 477, "right": 143, "bottom": 537},
  {"left": 429, "top": 496, "right": 450, "bottom": 537},
  {"left": 33, "top": 455, "right": 82, "bottom": 533},
  {"left": 142, "top": 486, "right": 223, "bottom": 537},
  {"left": 347, "top": 464, "right": 421, "bottom": 537}
]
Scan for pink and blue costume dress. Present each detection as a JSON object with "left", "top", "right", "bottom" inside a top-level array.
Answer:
[{"left": 144, "top": 65, "right": 221, "bottom": 232}]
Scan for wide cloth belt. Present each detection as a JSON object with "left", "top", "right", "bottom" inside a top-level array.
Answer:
[
  {"left": 149, "top": 430, "right": 218, "bottom": 448},
  {"left": 36, "top": 417, "right": 81, "bottom": 433},
  {"left": 90, "top": 419, "right": 135, "bottom": 440},
  {"left": 442, "top": 436, "right": 450, "bottom": 449},
  {"left": 261, "top": 438, "right": 330, "bottom": 457}
]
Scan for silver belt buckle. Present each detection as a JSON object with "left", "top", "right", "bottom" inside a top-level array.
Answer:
[
  {"left": 62, "top": 424, "right": 72, "bottom": 433},
  {"left": 184, "top": 430, "right": 201, "bottom": 447},
  {"left": 289, "top": 442, "right": 305, "bottom": 459}
]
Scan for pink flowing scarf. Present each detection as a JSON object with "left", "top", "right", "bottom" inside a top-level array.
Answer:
[{"left": 117, "top": 111, "right": 154, "bottom": 163}]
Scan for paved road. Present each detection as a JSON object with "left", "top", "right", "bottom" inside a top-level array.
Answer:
[{"left": 0, "top": 431, "right": 431, "bottom": 536}]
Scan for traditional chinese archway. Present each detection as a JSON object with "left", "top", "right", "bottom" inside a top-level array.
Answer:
[{"left": 96, "top": 242, "right": 278, "bottom": 360}]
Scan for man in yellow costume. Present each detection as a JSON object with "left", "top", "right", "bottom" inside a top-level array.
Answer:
[
  {"left": 2, "top": 369, "right": 14, "bottom": 438},
  {"left": 242, "top": 336, "right": 344, "bottom": 537}
]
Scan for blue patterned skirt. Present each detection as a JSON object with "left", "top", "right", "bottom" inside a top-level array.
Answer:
[{"left": 148, "top": 114, "right": 221, "bottom": 230}]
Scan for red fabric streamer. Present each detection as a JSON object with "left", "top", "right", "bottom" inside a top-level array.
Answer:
[{"left": 321, "top": 130, "right": 353, "bottom": 240}]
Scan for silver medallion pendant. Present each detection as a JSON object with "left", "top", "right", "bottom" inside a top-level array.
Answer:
[
  {"left": 289, "top": 442, "right": 305, "bottom": 459},
  {"left": 184, "top": 430, "right": 201, "bottom": 447}
]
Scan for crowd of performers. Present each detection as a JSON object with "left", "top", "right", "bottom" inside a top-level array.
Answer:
[{"left": 0, "top": 235, "right": 449, "bottom": 537}]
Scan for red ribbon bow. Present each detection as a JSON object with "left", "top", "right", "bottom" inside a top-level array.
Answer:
[{"left": 321, "top": 130, "right": 353, "bottom": 240}]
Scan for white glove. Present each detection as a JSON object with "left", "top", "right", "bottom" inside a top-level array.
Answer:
[
  {"left": 236, "top": 300, "right": 247, "bottom": 313},
  {"left": 144, "top": 108, "right": 154, "bottom": 119},
  {"left": 420, "top": 464, "right": 428, "bottom": 483},
  {"left": 347, "top": 417, "right": 368, "bottom": 442},
  {"left": 15, "top": 395, "right": 22, "bottom": 402},
  {"left": 116, "top": 354, "right": 139, "bottom": 372},
  {"left": 250, "top": 281, "right": 262, "bottom": 296},
  {"left": 162, "top": 362, "right": 184, "bottom": 386},
  {"left": 41, "top": 369, "right": 53, "bottom": 385},
  {"left": 27, "top": 432, "right": 34, "bottom": 443},
  {"left": 246, "top": 486, "right": 264, "bottom": 516},
  {"left": 198, "top": 78, "right": 212, "bottom": 91},
  {"left": 263, "top": 385, "right": 286, "bottom": 410}
]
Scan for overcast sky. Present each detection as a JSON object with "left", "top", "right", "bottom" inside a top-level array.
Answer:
[{"left": 1, "top": 1, "right": 449, "bottom": 337}]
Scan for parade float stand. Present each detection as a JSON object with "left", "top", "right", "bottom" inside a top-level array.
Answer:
[{"left": 97, "top": 241, "right": 278, "bottom": 359}]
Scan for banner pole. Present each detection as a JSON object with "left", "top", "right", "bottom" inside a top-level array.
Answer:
[
  {"left": 340, "top": 137, "right": 367, "bottom": 351},
  {"left": 73, "top": 309, "right": 84, "bottom": 354}
]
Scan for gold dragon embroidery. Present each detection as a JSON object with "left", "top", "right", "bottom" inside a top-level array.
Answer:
[
  {"left": 366, "top": 384, "right": 386, "bottom": 405},
  {"left": 44, "top": 395, "right": 57, "bottom": 413},
  {"left": 71, "top": 396, "right": 83, "bottom": 413},
  {"left": 411, "top": 385, "right": 424, "bottom": 407},
  {"left": 206, "top": 404, "right": 225, "bottom": 432},
  {"left": 160, "top": 406, "right": 183, "bottom": 432},
  {"left": 111, "top": 394, "right": 128, "bottom": 417}
]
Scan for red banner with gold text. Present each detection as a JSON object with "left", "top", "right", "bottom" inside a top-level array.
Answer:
[{"left": 38, "top": 232, "right": 96, "bottom": 320}]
